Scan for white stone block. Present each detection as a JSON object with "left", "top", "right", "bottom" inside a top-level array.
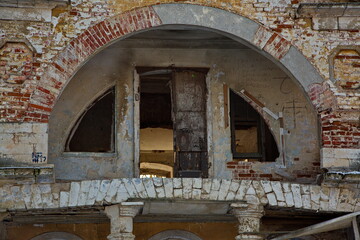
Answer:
[
  {"left": 39, "top": 184, "right": 51, "bottom": 194},
  {"left": 155, "top": 185, "right": 166, "bottom": 198},
  {"left": 105, "top": 179, "right": 122, "bottom": 202},
  {"left": 285, "top": 192, "right": 294, "bottom": 207},
  {"left": 60, "top": 191, "right": 69, "bottom": 208},
  {"left": 211, "top": 179, "right": 221, "bottom": 191},
  {"left": 163, "top": 178, "right": 174, "bottom": 198},
  {"left": 68, "top": 182, "right": 80, "bottom": 207},
  {"left": 310, "top": 185, "right": 321, "bottom": 204},
  {"left": 192, "top": 189, "right": 202, "bottom": 200},
  {"left": 142, "top": 178, "right": 156, "bottom": 198},
  {"left": 132, "top": 178, "right": 147, "bottom": 198},
  {"left": 202, "top": 179, "right": 212, "bottom": 194},
  {"left": 320, "top": 201, "right": 329, "bottom": 211},
  {"left": 173, "top": 178, "right": 182, "bottom": 188},
  {"left": 302, "top": 195, "right": 311, "bottom": 209},
  {"left": 245, "top": 194, "right": 260, "bottom": 205},
  {"left": 153, "top": 178, "right": 163, "bottom": 187},
  {"left": 329, "top": 188, "right": 340, "bottom": 211},
  {"left": 174, "top": 188, "right": 183, "bottom": 198},
  {"left": 86, "top": 180, "right": 100, "bottom": 205},
  {"left": 78, "top": 180, "right": 91, "bottom": 206},
  {"left": 267, "top": 193, "right": 277, "bottom": 206},
  {"left": 115, "top": 182, "right": 130, "bottom": 202},
  {"left": 301, "top": 185, "right": 310, "bottom": 195},
  {"left": 225, "top": 191, "right": 236, "bottom": 201},
  {"left": 291, "top": 184, "right": 302, "bottom": 208},
  {"left": 31, "top": 185, "right": 43, "bottom": 209},
  {"left": 235, "top": 180, "right": 252, "bottom": 200},
  {"left": 282, "top": 183, "right": 291, "bottom": 193},
  {"left": 218, "top": 180, "right": 231, "bottom": 200},
  {"left": 229, "top": 180, "right": 240, "bottom": 193},
  {"left": 182, "top": 178, "right": 193, "bottom": 199},
  {"left": 271, "top": 181, "right": 285, "bottom": 202},
  {"left": 261, "top": 180, "right": 273, "bottom": 193},
  {"left": 96, "top": 180, "right": 111, "bottom": 202},
  {"left": 320, "top": 187, "right": 330, "bottom": 201},
  {"left": 209, "top": 190, "right": 219, "bottom": 200},
  {"left": 21, "top": 185, "right": 32, "bottom": 209},
  {"left": 123, "top": 179, "right": 138, "bottom": 198},
  {"left": 193, "top": 178, "right": 202, "bottom": 189}
]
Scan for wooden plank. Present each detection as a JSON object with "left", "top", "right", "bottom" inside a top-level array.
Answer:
[
  {"left": 134, "top": 70, "right": 140, "bottom": 177},
  {"left": 172, "top": 70, "right": 208, "bottom": 178},
  {"left": 223, "top": 84, "right": 229, "bottom": 128}
]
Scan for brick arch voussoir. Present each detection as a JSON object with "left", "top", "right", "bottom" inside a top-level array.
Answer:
[
  {"left": 29, "top": 6, "right": 162, "bottom": 120},
  {"left": 29, "top": 4, "right": 324, "bottom": 122}
]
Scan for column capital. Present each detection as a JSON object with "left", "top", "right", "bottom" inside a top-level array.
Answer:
[
  {"left": 230, "top": 203, "right": 264, "bottom": 219},
  {"left": 105, "top": 202, "right": 144, "bottom": 240},
  {"left": 231, "top": 202, "right": 264, "bottom": 240},
  {"left": 105, "top": 202, "right": 144, "bottom": 219}
]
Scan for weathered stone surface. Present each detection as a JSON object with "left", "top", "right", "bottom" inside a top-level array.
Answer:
[
  {"left": 236, "top": 180, "right": 252, "bottom": 200},
  {"left": 291, "top": 184, "right": 302, "bottom": 208},
  {"left": 142, "top": 178, "right": 156, "bottom": 199}
]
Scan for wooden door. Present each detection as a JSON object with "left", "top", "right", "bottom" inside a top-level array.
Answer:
[{"left": 172, "top": 69, "right": 208, "bottom": 178}]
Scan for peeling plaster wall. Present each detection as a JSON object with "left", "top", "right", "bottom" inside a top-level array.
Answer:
[
  {"left": 0, "top": 123, "right": 48, "bottom": 165},
  {"left": 0, "top": 1, "right": 358, "bottom": 178},
  {"left": 49, "top": 42, "right": 319, "bottom": 181}
]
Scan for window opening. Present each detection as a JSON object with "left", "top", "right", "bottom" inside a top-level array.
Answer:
[
  {"left": 230, "top": 89, "right": 279, "bottom": 161},
  {"left": 65, "top": 88, "right": 115, "bottom": 152}
]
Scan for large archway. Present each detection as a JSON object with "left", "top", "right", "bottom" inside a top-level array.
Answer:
[
  {"left": 48, "top": 8, "right": 321, "bottom": 181},
  {"left": 33, "top": 3, "right": 323, "bottom": 114}
]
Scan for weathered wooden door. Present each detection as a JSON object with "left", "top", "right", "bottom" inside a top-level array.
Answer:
[{"left": 172, "top": 69, "right": 208, "bottom": 178}]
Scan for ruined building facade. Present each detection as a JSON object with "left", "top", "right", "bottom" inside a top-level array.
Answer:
[{"left": 0, "top": 0, "right": 359, "bottom": 239}]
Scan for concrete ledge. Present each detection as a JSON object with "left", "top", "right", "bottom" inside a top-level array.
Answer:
[
  {"left": 297, "top": 3, "right": 360, "bottom": 30},
  {"left": 321, "top": 148, "right": 360, "bottom": 170}
]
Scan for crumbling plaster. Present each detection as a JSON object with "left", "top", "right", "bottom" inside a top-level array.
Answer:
[
  {"left": 0, "top": 3, "right": 358, "bottom": 175},
  {"left": 49, "top": 40, "right": 319, "bottom": 180}
]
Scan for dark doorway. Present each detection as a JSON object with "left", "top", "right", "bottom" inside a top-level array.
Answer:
[{"left": 137, "top": 68, "right": 209, "bottom": 178}]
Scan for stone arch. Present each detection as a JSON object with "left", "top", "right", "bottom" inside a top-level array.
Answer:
[
  {"left": 32, "top": 3, "right": 324, "bottom": 118},
  {"left": 148, "top": 230, "right": 203, "bottom": 240},
  {"left": 30, "top": 232, "right": 83, "bottom": 240}
]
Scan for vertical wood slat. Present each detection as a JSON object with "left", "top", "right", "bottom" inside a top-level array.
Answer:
[
  {"left": 133, "top": 70, "right": 140, "bottom": 177},
  {"left": 223, "top": 84, "right": 229, "bottom": 129}
]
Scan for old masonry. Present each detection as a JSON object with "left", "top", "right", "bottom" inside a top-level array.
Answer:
[{"left": 0, "top": 0, "right": 360, "bottom": 239}]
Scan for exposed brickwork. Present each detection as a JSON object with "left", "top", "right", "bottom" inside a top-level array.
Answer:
[
  {"left": 309, "top": 81, "right": 360, "bottom": 149},
  {"left": 227, "top": 161, "right": 321, "bottom": 181},
  {"left": 333, "top": 49, "right": 360, "bottom": 90},
  {"left": 253, "top": 26, "right": 291, "bottom": 60},
  {"left": 29, "top": 6, "right": 162, "bottom": 122}
]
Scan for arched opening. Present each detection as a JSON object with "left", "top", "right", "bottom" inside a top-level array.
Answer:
[
  {"left": 48, "top": 5, "right": 320, "bottom": 181},
  {"left": 148, "top": 230, "right": 203, "bottom": 240},
  {"left": 30, "top": 232, "right": 83, "bottom": 240}
]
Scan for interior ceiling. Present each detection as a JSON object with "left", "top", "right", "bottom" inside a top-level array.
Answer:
[{"left": 112, "top": 27, "right": 250, "bottom": 49}]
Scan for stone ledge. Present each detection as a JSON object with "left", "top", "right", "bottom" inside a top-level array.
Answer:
[
  {"left": 297, "top": 3, "right": 360, "bottom": 18},
  {"left": 297, "top": 3, "right": 360, "bottom": 30},
  {"left": 0, "top": 164, "right": 54, "bottom": 184},
  {"left": 0, "top": 0, "right": 68, "bottom": 8},
  {"left": 0, "top": 178, "right": 359, "bottom": 214}
]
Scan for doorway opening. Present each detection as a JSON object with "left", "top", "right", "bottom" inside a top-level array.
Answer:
[
  {"left": 139, "top": 69, "right": 174, "bottom": 178},
  {"left": 137, "top": 67, "right": 209, "bottom": 178}
]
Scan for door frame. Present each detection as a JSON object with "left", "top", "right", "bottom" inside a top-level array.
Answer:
[{"left": 134, "top": 67, "right": 212, "bottom": 178}]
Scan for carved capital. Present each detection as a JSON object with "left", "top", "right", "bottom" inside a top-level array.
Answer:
[{"left": 231, "top": 203, "right": 264, "bottom": 240}]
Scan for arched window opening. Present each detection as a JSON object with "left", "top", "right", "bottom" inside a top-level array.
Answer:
[
  {"left": 65, "top": 88, "right": 115, "bottom": 152},
  {"left": 230, "top": 89, "right": 279, "bottom": 162}
]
